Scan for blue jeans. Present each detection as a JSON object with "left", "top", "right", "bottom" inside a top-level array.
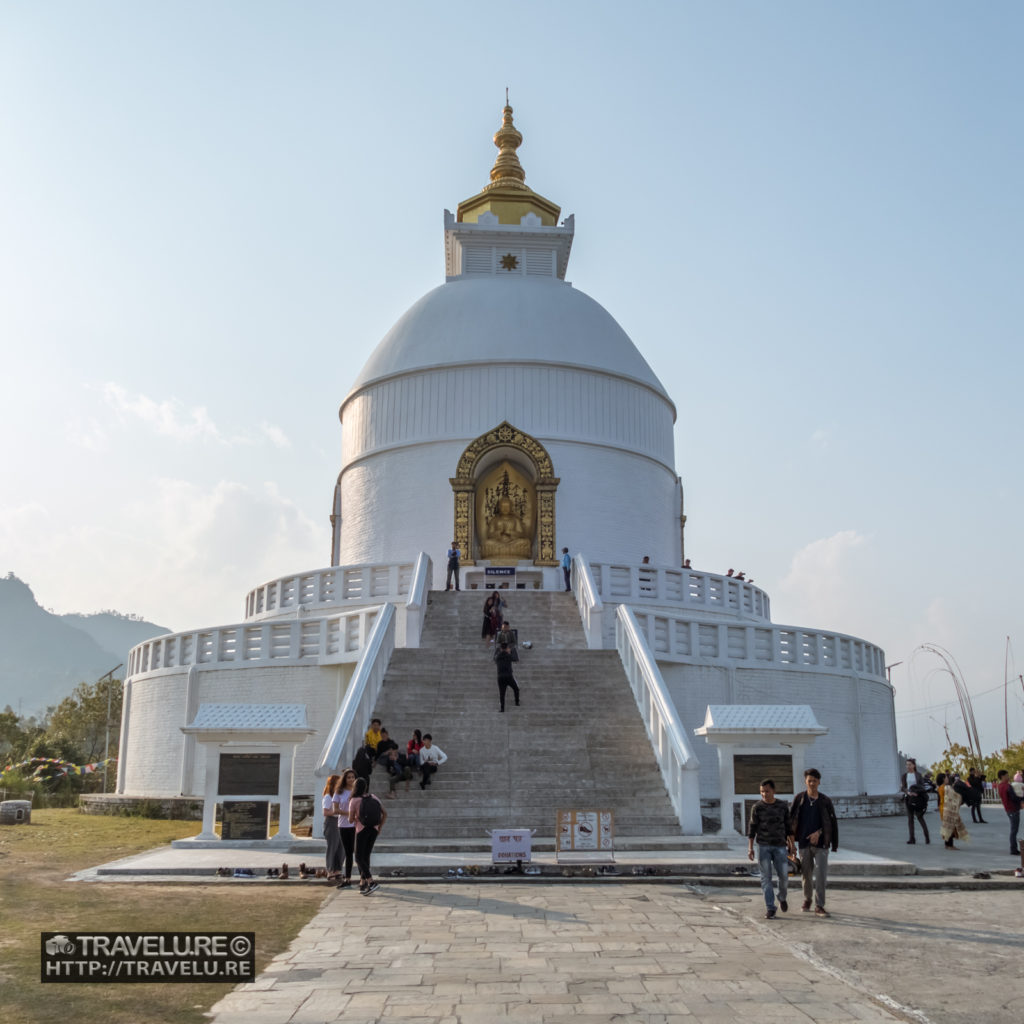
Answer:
[
  {"left": 757, "top": 844, "right": 789, "bottom": 910},
  {"left": 1008, "top": 810, "right": 1020, "bottom": 854}
]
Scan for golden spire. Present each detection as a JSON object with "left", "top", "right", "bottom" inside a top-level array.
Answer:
[
  {"left": 457, "top": 99, "right": 561, "bottom": 226},
  {"left": 487, "top": 102, "right": 527, "bottom": 189}
]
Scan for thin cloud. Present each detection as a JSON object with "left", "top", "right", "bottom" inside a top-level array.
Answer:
[
  {"left": 65, "top": 416, "right": 108, "bottom": 451},
  {"left": 777, "top": 530, "right": 870, "bottom": 630},
  {"left": 810, "top": 427, "right": 831, "bottom": 449},
  {"left": 5, "top": 478, "right": 324, "bottom": 629},
  {"left": 99, "top": 384, "right": 291, "bottom": 450},
  {"left": 261, "top": 422, "right": 291, "bottom": 449},
  {"left": 103, "top": 383, "right": 224, "bottom": 443}
]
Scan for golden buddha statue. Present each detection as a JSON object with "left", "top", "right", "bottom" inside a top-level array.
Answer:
[{"left": 477, "top": 463, "right": 535, "bottom": 560}]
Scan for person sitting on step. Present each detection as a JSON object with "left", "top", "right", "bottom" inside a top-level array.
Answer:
[
  {"left": 364, "top": 718, "right": 383, "bottom": 751},
  {"left": 375, "top": 728, "right": 398, "bottom": 762},
  {"left": 418, "top": 734, "right": 448, "bottom": 789},
  {"left": 381, "top": 748, "right": 413, "bottom": 798}
]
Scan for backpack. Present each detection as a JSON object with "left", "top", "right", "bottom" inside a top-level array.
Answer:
[{"left": 358, "top": 794, "right": 382, "bottom": 828}]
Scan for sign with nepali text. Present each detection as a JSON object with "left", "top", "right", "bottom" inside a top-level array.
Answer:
[{"left": 490, "top": 828, "right": 532, "bottom": 863}]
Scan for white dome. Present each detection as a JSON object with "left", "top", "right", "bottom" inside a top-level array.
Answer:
[{"left": 347, "top": 276, "right": 671, "bottom": 403}]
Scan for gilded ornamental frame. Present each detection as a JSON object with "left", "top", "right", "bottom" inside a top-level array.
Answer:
[{"left": 450, "top": 421, "right": 559, "bottom": 566}]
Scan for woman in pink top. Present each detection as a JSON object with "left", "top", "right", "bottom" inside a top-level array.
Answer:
[{"left": 347, "top": 776, "right": 387, "bottom": 895}]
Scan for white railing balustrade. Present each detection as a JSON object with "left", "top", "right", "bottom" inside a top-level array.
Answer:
[
  {"left": 588, "top": 562, "right": 771, "bottom": 622},
  {"left": 402, "top": 552, "right": 432, "bottom": 648},
  {"left": 126, "top": 606, "right": 382, "bottom": 679},
  {"left": 570, "top": 553, "right": 604, "bottom": 649},
  {"left": 312, "top": 604, "right": 396, "bottom": 837},
  {"left": 615, "top": 605, "right": 703, "bottom": 835},
  {"left": 625, "top": 610, "right": 888, "bottom": 681},
  {"left": 244, "top": 560, "right": 419, "bottom": 621}
]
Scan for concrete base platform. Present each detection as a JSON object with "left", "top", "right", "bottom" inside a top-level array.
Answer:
[
  {"left": 68, "top": 806, "right": 1024, "bottom": 888},
  {"left": 69, "top": 812, "right": 1024, "bottom": 887}
]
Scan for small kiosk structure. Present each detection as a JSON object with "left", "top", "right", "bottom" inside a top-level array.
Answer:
[
  {"left": 177, "top": 703, "right": 315, "bottom": 846},
  {"left": 694, "top": 705, "right": 828, "bottom": 836}
]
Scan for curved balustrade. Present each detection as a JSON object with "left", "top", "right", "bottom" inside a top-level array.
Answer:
[
  {"left": 588, "top": 562, "right": 770, "bottom": 622},
  {"left": 244, "top": 560, "right": 420, "bottom": 621},
  {"left": 626, "top": 609, "right": 887, "bottom": 681},
  {"left": 615, "top": 605, "right": 702, "bottom": 834},
  {"left": 126, "top": 606, "right": 382, "bottom": 680}
]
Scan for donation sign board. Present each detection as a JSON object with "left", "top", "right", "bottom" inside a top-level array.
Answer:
[{"left": 490, "top": 828, "right": 533, "bottom": 863}]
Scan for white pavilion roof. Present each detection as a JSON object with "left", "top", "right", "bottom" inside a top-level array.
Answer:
[
  {"left": 184, "top": 703, "right": 311, "bottom": 733},
  {"left": 695, "top": 704, "right": 827, "bottom": 735}
]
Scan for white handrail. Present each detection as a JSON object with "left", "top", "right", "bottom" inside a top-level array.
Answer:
[
  {"left": 402, "top": 552, "right": 432, "bottom": 647},
  {"left": 311, "top": 603, "right": 396, "bottom": 838},
  {"left": 615, "top": 604, "right": 703, "bottom": 835},
  {"left": 570, "top": 553, "right": 604, "bottom": 649}
]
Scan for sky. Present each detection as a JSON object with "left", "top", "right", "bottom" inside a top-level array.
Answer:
[{"left": 1, "top": 2, "right": 1022, "bottom": 763}]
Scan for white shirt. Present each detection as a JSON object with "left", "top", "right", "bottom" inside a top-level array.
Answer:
[
  {"left": 419, "top": 744, "right": 448, "bottom": 766},
  {"left": 333, "top": 789, "right": 355, "bottom": 828}
]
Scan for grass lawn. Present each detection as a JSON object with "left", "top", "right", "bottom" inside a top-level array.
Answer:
[{"left": 0, "top": 809, "right": 330, "bottom": 1024}]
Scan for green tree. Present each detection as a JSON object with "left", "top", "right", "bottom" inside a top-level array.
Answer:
[
  {"left": 984, "top": 741, "right": 1024, "bottom": 779},
  {"left": 46, "top": 678, "right": 122, "bottom": 764},
  {"left": 0, "top": 706, "right": 23, "bottom": 758}
]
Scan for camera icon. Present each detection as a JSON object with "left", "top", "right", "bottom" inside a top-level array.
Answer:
[{"left": 45, "top": 935, "right": 76, "bottom": 956}]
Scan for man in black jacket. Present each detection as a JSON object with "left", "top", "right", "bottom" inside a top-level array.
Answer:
[
  {"left": 788, "top": 768, "right": 839, "bottom": 917},
  {"left": 494, "top": 642, "right": 520, "bottom": 712},
  {"left": 353, "top": 744, "right": 376, "bottom": 782},
  {"left": 900, "top": 757, "right": 931, "bottom": 844}
]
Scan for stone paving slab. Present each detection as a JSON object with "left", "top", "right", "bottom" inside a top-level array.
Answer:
[{"left": 206, "top": 883, "right": 910, "bottom": 1024}]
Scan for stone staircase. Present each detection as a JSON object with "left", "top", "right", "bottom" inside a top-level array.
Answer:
[{"left": 365, "top": 590, "right": 683, "bottom": 842}]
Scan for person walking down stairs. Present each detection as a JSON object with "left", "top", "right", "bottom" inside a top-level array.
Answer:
[{"left": 494, "top": 642, "right": 520, "bottom": 712}]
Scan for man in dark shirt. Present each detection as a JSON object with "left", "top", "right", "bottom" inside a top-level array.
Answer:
[
  {"left": 995, "top": 769, "right": 1022, "bottom": 856},
  {"left": 787, "top": 768, "right": 839, "bottom": 916},
  {"left": 375, "top": 728, "right": 399, "bottom": 761},
  {"left": 747, "top": 778, "right": 793, "bottom": 919},
  {"left": 494, "top": 643, "right": 520, "bottom": 712},
  {"left": 352, "top": 744, "right": 376, "bottom": 782}
]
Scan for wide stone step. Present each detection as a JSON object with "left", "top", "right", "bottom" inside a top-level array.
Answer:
[{"left": 360, "top": 589, "right": 681, "bottom": 841}]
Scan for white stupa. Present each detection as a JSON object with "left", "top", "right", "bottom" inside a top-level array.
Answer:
[
  {"left": 332, "top": 102, "right": 681, "bottom": 587},
  {"left": 113, "top": 105, "right": 898, "bottom": 833}
]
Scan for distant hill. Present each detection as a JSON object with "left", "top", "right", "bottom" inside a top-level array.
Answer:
[{"left": 0, "top": 574, "right": 170, "bottom": 715}]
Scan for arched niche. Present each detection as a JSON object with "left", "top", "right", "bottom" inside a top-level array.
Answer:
[{"left": 450, "top": 421, "right": 560, "bottom": 566}]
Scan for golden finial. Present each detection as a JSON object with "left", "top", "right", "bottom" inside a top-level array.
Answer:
[
  {"left": 488, "top": 100, "right": 527, "bottom": 188},
  {"left": 456, "top": 99, "right": 561, "bottom": 225}
]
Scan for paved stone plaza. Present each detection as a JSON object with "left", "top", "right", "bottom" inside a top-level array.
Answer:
[{"left": 205, "top": 880, "right": 1023, "bottom": 1024}]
